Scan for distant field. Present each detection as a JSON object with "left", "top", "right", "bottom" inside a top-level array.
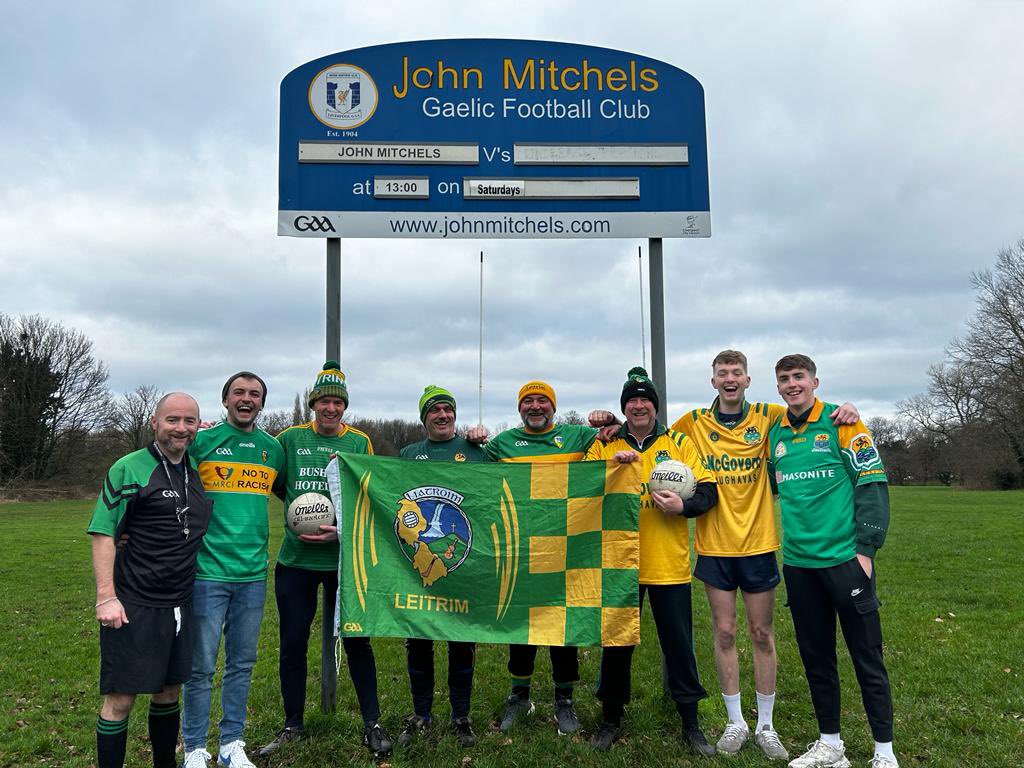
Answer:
[{"left": 0, "top": 487, "right": 1021, "bottom": 767}]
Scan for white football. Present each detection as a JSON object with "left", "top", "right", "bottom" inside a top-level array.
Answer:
[
  {"left": 649, "top": 460, "right": 697, "bottom": 501},
  {"left": 287, "top": 492, "right": 335, "bottom": 535}
]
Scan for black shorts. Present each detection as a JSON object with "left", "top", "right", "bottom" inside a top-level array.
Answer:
[
  {"left": 99, "top": 601, "right": 194, "bottom": 695},
  {"left": 694, "top": 552, "right": 780, "bottom": 594}
]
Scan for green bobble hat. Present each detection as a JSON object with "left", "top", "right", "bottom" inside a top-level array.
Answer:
[
  {"left": 419, "top": 384, "right": 457, "bottom": 422},
  {"left": 620, "top": 366, "right": 660, "bottom": 413},
  {"left": 308, "top": 360, "right": 349, "bottom": 407}
]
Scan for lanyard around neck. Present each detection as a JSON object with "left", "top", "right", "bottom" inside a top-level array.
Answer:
[{"left": 153, "top": 442, "right": 190, "bottom": 538}]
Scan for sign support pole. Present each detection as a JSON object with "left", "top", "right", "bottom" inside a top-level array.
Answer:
[
  {"left": 321, "top": 236, "right": 341, "bottom": 713},
  {"left": 649, "top": 236, "right": 673, "bottom": 692},
  {"left": 649, "top": 237, "right": 667, "bottom": 424}
]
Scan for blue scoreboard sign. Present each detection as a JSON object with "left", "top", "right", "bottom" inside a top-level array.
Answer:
[{"left": 279, "top": 39, "right": 709, "bottom": 239}]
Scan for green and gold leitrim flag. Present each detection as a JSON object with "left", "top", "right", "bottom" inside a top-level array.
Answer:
[{"left": 327, "top": 454, "right": 641, "bottom": 646}]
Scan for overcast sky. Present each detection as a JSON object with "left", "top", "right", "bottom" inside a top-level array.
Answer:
[{"left": 2, "top": 1, "right": 1022, "bottom": 430}]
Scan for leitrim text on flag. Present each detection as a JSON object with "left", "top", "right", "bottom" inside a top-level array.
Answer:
[{"left": 326, "top": 454, "right": 641, "bottom": 646}]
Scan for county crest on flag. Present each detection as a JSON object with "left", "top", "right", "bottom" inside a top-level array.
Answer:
[{"left": 326, "top": 454, "right": 641, "bottom": 647}]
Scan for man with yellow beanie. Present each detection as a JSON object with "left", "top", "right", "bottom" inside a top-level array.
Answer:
[{"left": 481, "top": 380, "right": 600, "bottom": 737}]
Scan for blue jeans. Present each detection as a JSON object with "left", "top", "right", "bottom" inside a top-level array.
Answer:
[{"left": 182, "top": 579, "right": 266, "bottom": 750}]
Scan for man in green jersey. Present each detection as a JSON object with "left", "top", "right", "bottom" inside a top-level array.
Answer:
[
  {"left": 768, "top": 355, "right": 896, "bottom": 768},
  {"left": 181, "top": 372, "right": 284, "bottom": 768},
  {"left": 89, "top": 393, "right": 212, "bottom": 768},
  {"left": 259, "top": 361, "right": 393, "bottom": 759},
  {"left": 395, "top": 385, "right": 484, "bottom": 748},
  {"left": 475, "top": 380, "right": 599, "bottom": 737}
]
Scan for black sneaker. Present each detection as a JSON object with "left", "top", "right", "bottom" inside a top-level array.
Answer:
[
  {"left": 396, "top": 714, "right": 430, "bottom": 747},
  {"left": 683, "top": 725, "right": 717, "bottom": 757},
  {"left": 590, "top": 720, "right": 622, "bottom": 751},
  {"left": 258, "top": 725, "right": 305, "bottom": 757},
  {"left": 499, "top": 694, "right": 535, "bottom": 732},
  {"left": 451, "top": 716, "right": 476, "bottom": 747},
  {"left": 363, "top": 721, "right": 394, "bottom": 758},
  {"left": 554, "top": 697, "right": 580, "bottom": 735}
]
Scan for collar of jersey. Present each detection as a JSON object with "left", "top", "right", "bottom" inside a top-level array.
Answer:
[
  {"left": 312, "top": 420, "right": 348, "bottom": 437},
  {"left": 710, "top": 396, "right": 750, "bottom": 427},
  {"left": 619, "top": 420, "right": 666, "bottom": 451},
  {"left": 780, "top": 398, "right": 824, "bottom": 430},
  {"left": 521, "top": 422, "right": 556, "bottom": 436}
]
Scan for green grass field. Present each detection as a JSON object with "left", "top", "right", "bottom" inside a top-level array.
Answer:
[{"left": 1, "top": 487, "right": 1021, "bottom": 767}]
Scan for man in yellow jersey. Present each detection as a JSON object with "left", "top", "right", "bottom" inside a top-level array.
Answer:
[
  {"left": 590, "top": 352, "right": 858, "bottom": 760},
  {"left": 585, "top": 367, "right": 718, "bottom": 756}
]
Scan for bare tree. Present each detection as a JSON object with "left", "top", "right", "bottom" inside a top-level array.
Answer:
[
  {"left": 109, "top": 385, "right": 162, "bottom": 452},
  {"left": 0, "top": 314, "right": 110, "bottom": 481}
]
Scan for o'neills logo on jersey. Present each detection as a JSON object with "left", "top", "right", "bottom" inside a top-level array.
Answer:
[
  {"left": 395, "top": 486, "right": 473, "bottom": 588},
  {"left": 309, "top": 63, "right": 379, "bottom": 129}
]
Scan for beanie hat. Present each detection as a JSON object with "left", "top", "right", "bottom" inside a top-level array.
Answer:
[
  {"left": 419, "top": 384, "right": 456, "bottom": 422},
  {"left": 620, "top": 366, "right": 659, "bottom": 413},
  {"left": 308, "top": 360, "right": 348, "bottom": 407},
  {"left": 518, "top": 380, "right": 557, "bottom": 411}
]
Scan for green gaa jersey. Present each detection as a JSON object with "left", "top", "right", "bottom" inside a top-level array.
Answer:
[
  {"left": 275, "top": 421, "right": 374, "bottom": 571},
  {"left": 399, "top": 435, "right": 485, "bottom": 462},
  {"left": 484, "top": 423, "right": 598, "bottom": 463},
  {"left": 192, "top": 421, "right": 284, "bottom": 582},
  {"left": 768, "top": 399, "right": 889, "bottom": 568}
]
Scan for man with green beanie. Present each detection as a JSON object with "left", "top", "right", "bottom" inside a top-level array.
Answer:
[
  {"left": 260, "top": 361, "right": 393, "bottom": 759},
  {"left": 394, "top": 385, "right": 484, "bottom": 748}
]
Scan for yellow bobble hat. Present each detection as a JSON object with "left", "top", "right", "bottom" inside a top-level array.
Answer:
[
  {"left": 308, "top": 360, "right": 348, "bottom": 407},
  {"left": 517, "top": 380, "right": 556, "bottom": 411}
]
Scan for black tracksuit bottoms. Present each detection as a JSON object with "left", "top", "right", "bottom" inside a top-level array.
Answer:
[
  {"left": 274, "top": 563, "right": 381, "bottom": 726},
  {"left": 783, "top": 559, "right": 894, "bottom": 742},
  {"left": 596, "top": 583, "right": 707, "bottom": 722},
  {"left": 406, "top": 638, "right": 475, "bottom": 719}
]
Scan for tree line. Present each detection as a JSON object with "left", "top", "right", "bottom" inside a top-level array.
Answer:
[{"left": 2, "top": 239, "right": 1021, "bottom": 493}]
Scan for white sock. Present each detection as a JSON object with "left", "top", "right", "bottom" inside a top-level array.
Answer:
[
  {"left": 820, "top": 732, "right": 843, "bottom": 749},
  {"left": 874, "top": 741, "right": 896, "bottom": 760},
  {"left": 755, "top": 690, "right": 775, "bottom": 730},
  {"left": 722, "top": 692, "right": 744, "bottom": 724}
]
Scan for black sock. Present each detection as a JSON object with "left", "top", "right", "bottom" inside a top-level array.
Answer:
[
  {"left": 97, "top": 716, "right": 129, "bottom": 768},
  {"left": 602, "top": 702, "right": 624, "bottom": 725},
  {"left": 148, "top": 700, "right": 180, "bottom": 768},
  {"left": 677, "top": 701, "right": 700, "bottom": 730},
  {"left": 511, "top": 684, "right": 531, "bottom": 700},
  {"left": 555, "top": 682, "right": 573, "bottom": 701}
]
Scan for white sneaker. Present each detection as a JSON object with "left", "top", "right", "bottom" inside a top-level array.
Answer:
[
  {"left": 754, "top": 725, "right": 790, "bottom": 761},
  {"left": 716, "top": 720, "right": 750, "bottom": 753},
  {"left": 869, "top": 756, "right": 899, "bottom": 768},
  {"left": 182, "top": 748, "right": 212, "bottom": 768},
  {"left": 788, "top": 740, "right": 851, "bottom": 768},
  {"left": 218, "top": 740, "right": 256, "bottom": 768}
]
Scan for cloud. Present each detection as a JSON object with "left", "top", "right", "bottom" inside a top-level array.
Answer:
[{"left": 2, "top": 0, "right": 1022, "bottom": 429}]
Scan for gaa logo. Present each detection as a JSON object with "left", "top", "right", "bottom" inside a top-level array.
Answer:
[
  {"left": 294, "top": 215, "right": 336, "bottom": 233},
  {"left": 342, "top": 622, "right": 363, "bottom": 632},
  {"left": 308, "top": 63, "right": 379, "bottom": 129}
]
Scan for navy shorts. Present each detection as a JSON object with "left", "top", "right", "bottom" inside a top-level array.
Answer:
[
  {"left": 99, "top": 601, "right": 194, "bottom": 695},
  {"left": 694, "top": 552, "right": 780, "bottom": 594}
]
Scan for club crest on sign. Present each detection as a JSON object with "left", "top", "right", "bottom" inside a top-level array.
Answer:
[{"left": 394, "top": 486, "right": 473, "bottom": 587}]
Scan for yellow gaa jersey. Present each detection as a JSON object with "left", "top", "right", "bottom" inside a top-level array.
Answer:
[
  {"left": 672, "top": 400, "right": 784, "bottom": 557},
  {"left": 586, "top": 425, "right": 714, "bottom": 585}
]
